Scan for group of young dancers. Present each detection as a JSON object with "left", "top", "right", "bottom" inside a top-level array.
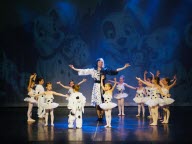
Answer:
[{"left": 24, "top": 58, "right": 176, "bottom": 128}]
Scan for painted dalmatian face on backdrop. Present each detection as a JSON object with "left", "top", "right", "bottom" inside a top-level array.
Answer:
[{"left": 100, "top": 12, "right": 141, "bottom": 61}]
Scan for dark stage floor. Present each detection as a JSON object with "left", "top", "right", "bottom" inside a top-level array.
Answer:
[{"left": 0, "top": 106, "right": 192, "bottom": 143}]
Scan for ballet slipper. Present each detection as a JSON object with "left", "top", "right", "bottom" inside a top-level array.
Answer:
[
  {"left": 104, "top": 125, "right": 109, "bottom": 128},
  {"left": 136, "top": 114, "right": 140, "bottom": 117},
  {"left": 150, "top": 123, "right": 157, "bottom": 126}
]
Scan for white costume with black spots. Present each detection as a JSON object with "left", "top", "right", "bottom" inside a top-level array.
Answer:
[
  {"left": 159, "top": 87, "right": 174, "bottom": 106},
  {"left": 144, "top": 87, "right": 152, "bottom": 102},
  {"left": 145, "top": 87, "right": 160, "bottom": 107},
  {"left": 35, "top": 84, "right": 45, "bottom": 117},
  {"left": 78, "top": 68, "right": 118, "bottom": 107},
  {"left": 42, "top": 94, "right": 59, "bottom": 109},
  {"left": 114, "top": 83, "right": 128, "bottom": 99},
  {"left": 99, "top": 94, "right": 117, "bottom": 110},
  {"left": 133, "top": 87, "right": 146, "bottom": 103},
  {"left": 67, "top": 92, "right": 86, "bottom": 128},
  {"left": 24, "top": 89, "right": 37, "bottom": 104},
  {"left": 78, "top": 69, "right": 102, "bottom": 106}
]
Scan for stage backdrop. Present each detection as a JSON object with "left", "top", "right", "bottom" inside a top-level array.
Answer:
[{"left": 0, "top": 0, "right": 192, "bottom": 106}]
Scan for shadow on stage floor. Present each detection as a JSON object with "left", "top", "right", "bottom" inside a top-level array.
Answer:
[{"left": 0, "top": 106, "right": 192, "bottom": 143}]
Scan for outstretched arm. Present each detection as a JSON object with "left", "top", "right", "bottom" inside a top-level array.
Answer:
[
  {"left": 170, "top": 75, "right": 177, "bottom": 83},
  {"left": 77, "top": 79, "right": 87, "bottom": 85},
  {"left": 116, "top": 63, "right": 130, "bottom": 72},
  {"left": 124, "top": 83, "right": 136, "bottom": 90},
  {"left": 108, "top": 80, "right": 119, "bottom": 84},
  {"left": 57, "top": 81, "right": 71, "bottom": 89},
  {"left": 150, "top": 72, "right": 155, "bottom": 80},
  {"left": 144, "top": 70, "right": 147, "bottom": 81},
  {"left": 27, "top": 73, "right": 36, "bottom": 92},
  {"left": 136, "top": 77, "right": 153, "bottom": 87},
  {"left": 111, "top": 78, "right": 117, "bottom": 91},
  {"left": 156, "top": 70, "right": 160, "bottom": 77},
  {"left": 69, "top": 65, "right": 81, "bottom": 72},
  {"left": 101, "top": 75, "right": 105, "bottom": 90},
  {"left": 168, "top": 78, "right": 177, "bottom": 89},
  {"left": 52, "top": 91, "right": 69, "bottom": 98}
]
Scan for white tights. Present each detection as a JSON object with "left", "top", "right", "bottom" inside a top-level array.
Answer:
[
  {"left": 45, "top": 109, "right": 54, "bottom": 125},
  {"left": 137, "top": 103, "right": 145, "bottom": 116},
  {"left": 27, "top": 103, "right": 33, "bottom": 120},
  {"left": 105, "top": 110, "right": 112, "bottom": 127},
  {"left": 118, "top": 99, "right": 125, "bottom": 115}
]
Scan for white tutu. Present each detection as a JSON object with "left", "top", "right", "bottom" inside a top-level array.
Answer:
[
  {"left": 133, "top": 97, "right": 146, "bottom": 104},
  {"left": 24, "top": 97, "right": 37, "bottom": 104},
  {"left": 159, "top": 98, "right": 175, "bottom": 107},
  {"left": 114, "top": 93, "right": 128, "bottom": 99},
  {"left": 145, "top": 99, "right": 159, "bottom": 107},
  {"left": 99, "top": 102, "right": 117, "bottom": 110},
  {"left": 42, "top": 102, "right": 59, "bottom": 109}
]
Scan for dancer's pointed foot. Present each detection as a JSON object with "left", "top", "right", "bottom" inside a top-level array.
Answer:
[
  {"left": 27, "top": 118, "right": 35, "bottom": 122},
  {"left": 44, "top": 123, "right": 48, "bottom": 126},
  {"left": 147, "top": 115, "right": 152, "bottom": 119},
  {"left": 136, "top": 114, "right": 140, "bottom": 117},
  {"left": 51, "top": 123, "right": 54, "bottom": 127},
  {"left": 150, "top": 123, "right": 157, "bottom": 126},
  {"left": 104, "top": 125, "right": 109, "bottom": 128},
  {"left": 122, "top": 113, "right": 125, "bottom": 116},
  {"left": 118, "top": 113, "right": 121, "bottom": 116}
]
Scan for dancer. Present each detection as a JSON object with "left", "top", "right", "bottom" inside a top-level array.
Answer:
[
  {"left": 24, "top": 73, "right": 42, "bottom": 122},
  {"left": 67, "top": 84, "right": 86, "bottom": 128},
  {"left": 43, "top": 82, "right": 68, "bottom": 126},
  {"left": 57, "top": 79, "right": 87, "bottom": 95},
  {"left": 136, "top": 73, "right": 169, "bottom": 126},
  {"left": 109, "top": 75, "right": 136, "bottom": 116},
  {"left": 159, "top": 75, "right": 176, "bottom": 124},
  {"left": 35, "top": 77, "right": 45, "bottom": 118},
  {"left": 133, "top": 80, "right": 146, "bottom": 117},
  {"left": 69, "top": 58, "right": 130, "bottom": 121},
  {"left": 99, "top": 75, "right": 117, "bottom": 128},
  {"left": 143, "top": 71, "right": 153, "bottom": 118}
]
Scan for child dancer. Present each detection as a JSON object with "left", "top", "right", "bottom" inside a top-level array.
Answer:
[
  {"left": 35, "top": 77, "right": 45, "bottom": 118},
  {"left": 143, "top": 71, "right": 153, "bottom": 118},
  {"left": 133, "top": 80, "right": 146, "bottom": 117},
  {"left": 136, "top": 73, "right": 169, "bottom": 126},
  {"left": 67, "top": 84, "right": 86, "bottom": 128},
  {"left": 43, "top": 82, "right": 68, "bottom": 126},
  {"left": 159, "top": 76, "right": 176, "bottom": 124},
  {"left": 24, "top": 73, "right": 39, "bottom": 122},
  {"left": 109, "top": 75, "right": 136, "bottom": 116},
  {"left": 57, "top": 79, "right": 87, "bottom": 95},
  {"left": 99, "top": 75, "right": 117, "bottom": 128}
]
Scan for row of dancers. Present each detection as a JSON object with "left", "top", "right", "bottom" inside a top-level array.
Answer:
[{"left": 24, "top": 58, "right": 176, "bottom": 128}]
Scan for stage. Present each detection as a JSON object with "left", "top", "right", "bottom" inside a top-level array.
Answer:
[{"left": 0, "top": 106, "right": 191, "bottom": 143}]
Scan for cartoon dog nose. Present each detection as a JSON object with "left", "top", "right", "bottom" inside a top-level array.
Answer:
[{"left": 117, "top": 37, "right": 127, "bottom": 46}]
